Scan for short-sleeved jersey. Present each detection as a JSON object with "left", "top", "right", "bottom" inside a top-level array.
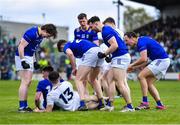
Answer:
[
  {"left": 102, "top": 26, "right": 128, "bottom": 58},
  {"left": 47, "top": 81, "right": 80, "bottom": 111},
  {"left": 115, "top": 28, "right": 124, "bottom": 40},
  {"left": 63, "top": 39, "right": 97, "bottom": 58},
  {"left": 74, "top": 27, "right": 98, "bottom": 42},
  {"left": 137, "top": 36, "right": 168, "bottom": 61},
  {"left": 16, "top": 26, "right": 43, "bottom": 57},
  {"left": 36, "top": 79, "right": 52, "bottom": 108}
]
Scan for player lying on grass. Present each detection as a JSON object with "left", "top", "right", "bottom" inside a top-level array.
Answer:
[
  {"left": 57, "top": 39, "right": 105, "bottom": 111},
  {"left": 34, "top": 71, "right": 100, "bottom": 112}
]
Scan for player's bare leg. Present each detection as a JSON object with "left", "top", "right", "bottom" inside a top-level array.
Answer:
[
  {"left": 147, "top": 75, "right": 166, "bottom": 110},
  {"left": 112, "top": 68, "right": 134, "bottom": 112},
  {"left": 18, "top": 70, "right": 33, "bottom": 112},
  {"left": 75, "top": 65, "right": 92, "bottom": 110},
  {"left": 88, "top": 67, "right": 105, "bottom": 109},
  {"left": 136, "top": 67, "right": 153, "bottom": 110}
]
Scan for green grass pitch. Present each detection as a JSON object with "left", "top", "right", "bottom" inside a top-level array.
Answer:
[{"left": 0, "top": 80, "right": 180, "bottom": 124}]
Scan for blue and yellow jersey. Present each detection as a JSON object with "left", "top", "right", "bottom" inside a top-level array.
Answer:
[
  {"left": 63, "top": 39, "right": 97, "bottom": 58},
  {"left": 74, "top": 27, "right": 98, "bottom": 42},
  {"left": 36, "top": 79, "right": 52, "bottom": 108},
  {"left": 102, "top": 25, "right": 128, "bottom": 58},
  {"left": 16, "top": 26, "right": 43, "bottom": 57},
  {"left": 137, "top": 36, "right": 168, "bottom": 61}
]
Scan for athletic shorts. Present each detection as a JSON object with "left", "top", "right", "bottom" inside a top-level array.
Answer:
[
  {"left": 147, "top": 58, "right": 170, "bottom": 80},
  {"left": 15, "top": 56, "right": 34, "bottom": 71},
  {"left": 75, "top": 58, "right": 81, "bottom": 70},
  {"left": 111, "top": 53, "right": 131, "bottom": 70},
  {"left": 100, "top": 60, "right": 111, "bottom": 74},
  {"left": 78, "top": 47, "right": 104, "bottom": 68}
]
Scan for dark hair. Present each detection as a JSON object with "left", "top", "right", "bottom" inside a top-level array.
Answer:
[
  {"left": 124, "top": 32, "right": 137, "bottom": 38},
  {"left": 88, "top": 16, "right": 100, "bottom": 24},
  {"left": 103, "top": 17, "right": 116, "bottom": 25},
  {"left": 48, "top": 71, "right": 60, "bottom": 82},
  {"left": 57, "top": 39, "right": 67, "bottom": 52},
  {"left": 41, "top": 24, "right": 57, "bottom": 39},
  {"left": 42, "top": 66, "right": 54, "bottom": 72},
  {"left": 78, "top": 13, "right": 87, "bottom": 20}
]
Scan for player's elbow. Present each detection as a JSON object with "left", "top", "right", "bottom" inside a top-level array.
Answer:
[{"left": 141, "top": 57, "right": 148, "bottom": 63}]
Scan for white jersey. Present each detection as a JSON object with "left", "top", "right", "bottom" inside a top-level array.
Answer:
[{"left": 47, "top": 81, "right": 80, "bottom": 111}]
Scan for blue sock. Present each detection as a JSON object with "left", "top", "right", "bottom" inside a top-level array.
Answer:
[
  {"left": 19, "top": 100, "right": 28, "bottom": 109},
  {"left": 156, "top": 100, "right": 163, "bottom": 106},
  {"left": 127, "top": 103, "right": 133, "bottom": 109},
  {"left": 142, "top": 96, "right": 148, "bottom": 103},
  {"left": 107, "top": 100, "right": 111, "bottom": 107},
  {"left": 80, "top": 100, "right": 85, "bottom": 107},
  {"left": 98, "top": 99, "right": 103, "bottom": 106}
]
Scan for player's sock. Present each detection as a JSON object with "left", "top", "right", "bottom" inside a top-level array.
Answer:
[
  {"left": 156, "top": 100, "right": 163, "bottom": 106},
  {"left": 142, "top": 96, "right": 148, "bottom": 103},
  {"left": 98, "top": 99, "right": 103, "bottom": 106},
  {"left": 127, "top": 103, "right": 133, "bottom": 109},
  {"left": 19, "top": 100, "right": 27, "bottom": 109},
  {"left": 80, "top": 100, "right": 85, "bottom": 107},
  {"left": 106, "top": 100, "right": 112, "bottom": 107}
]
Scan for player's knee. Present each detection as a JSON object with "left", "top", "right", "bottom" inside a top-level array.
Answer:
[
  {"left": 22, "top": 79, "right": 32, "bottom": 86},
  {"left": 138, "top": 73, "right": 145, "bottom": 80}
]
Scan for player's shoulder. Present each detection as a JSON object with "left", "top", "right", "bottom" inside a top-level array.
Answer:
[
  {"left": 25, "top": 26, "right": 38, "bottom": 34},
  {"left": 74, "top": 27, "right": 81, "bottom": 32},
  {"left": 60, "top": 81, "right": 73, "bottom": 89}
]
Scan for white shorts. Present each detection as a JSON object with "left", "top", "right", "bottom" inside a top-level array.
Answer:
[
  {"left": 111, "top": 53, "right": 131, "bottom": 70},
  {"left": 15, "top": 56, "right": 34, "bottom": 71},
  {"left": 78, "top": 47, "right": 104, "bottom": 68},
  {"left": 100, "top": 60, "right": 111, "bottom": 74},
  {"left": 75, "top": 58, "right": 81, "bottom": 69},
  {"left": 147, "top": 58, "right": 170, "bottom": 80}
]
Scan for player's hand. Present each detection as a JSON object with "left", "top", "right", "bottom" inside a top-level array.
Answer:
[
  {"left": 105, "top": 56, "right": 112, "bottom": 63},
  {"left": 34, "top": 62, "right": 40, "bottom": 70},
  {"left": 21, "top": 60, "right": 30, "bottom": 69},
  {"left": 72, "top": 68, "right": 77, "bottom": 76},
  {"left": 127, "top": 65, "right": 134, "bottom": 73},
  {"left": 33, "top": 107, "right": 45, "bottom": 112},
  {"left": 97, "top": 52, "right": 106, "bottom": 59},
  {"left": 33, "top": 107, "right": 40, "bottom": 112}
]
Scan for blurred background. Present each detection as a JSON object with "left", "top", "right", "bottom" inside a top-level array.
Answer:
[{"left": 0, "top": 0, "right": 179, "bottom": 80}]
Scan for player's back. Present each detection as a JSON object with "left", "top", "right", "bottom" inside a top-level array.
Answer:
[
  {"left": 36, "top": 79, "right": 52, "bottom": 108},
  {"left": 47, "top": 81, "right": 80, "bottom": 111},
  {"left": 137, "top": 36, "right": 168, "bottom": 61},
  {"left": 63, "top": 39, "right": 97, "bottom": 58}
]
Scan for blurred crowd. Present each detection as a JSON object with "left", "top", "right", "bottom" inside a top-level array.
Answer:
[
  {"left": 132, "top": 16, "right": 180, "bottom": 72},
  {"left": 0, "top": 36, "right": 16, "bottom": 80}
]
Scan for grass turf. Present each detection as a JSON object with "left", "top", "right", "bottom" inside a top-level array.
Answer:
[{"left": 0, "top": 80, "right": 179, "bottom": 124}]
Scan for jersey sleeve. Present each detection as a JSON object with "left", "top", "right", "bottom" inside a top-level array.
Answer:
[
  {"left": 102, "top": 27, "right": 114, "bottom": 43},
  {"left": 137, "top": 38, "right": 147, "bottom": 52},
  {"left": 63, "top": 42, "right": 71, "bottom": 54}
]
